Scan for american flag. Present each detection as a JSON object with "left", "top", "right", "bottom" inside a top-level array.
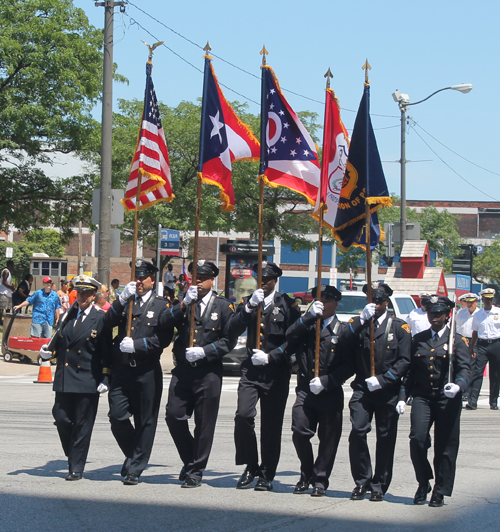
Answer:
[
  {"left": 122, "top": 62, "right": 173, "bottom": 211},
  {"left": 261, "top": 66, "right": 320, "bottom": 206}
]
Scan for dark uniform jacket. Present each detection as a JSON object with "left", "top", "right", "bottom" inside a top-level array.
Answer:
[
  {"left": 53, "top": 306, "right": 112, "bottom": 394},
  {"left": 332, "top": 314, "right": 411, "bottom": 393},
  {"left": 161, "top": 291, "right": 238, "bottom": 365},
  {"left": 104, "top": 293, "right": 173, "bottom": 365},
  {"left": 286, "top": 312, "right": 348, "bottom": 392},
  {"left": 400, "top": 328, "right": 471, "bottom": 400},
  {"left": 232, "top": 292, "right": 301, "bottom": 369}
]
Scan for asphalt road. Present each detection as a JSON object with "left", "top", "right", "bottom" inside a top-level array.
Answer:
[{"left": 1, "top": 357, "right": 499, "bottom": 532}]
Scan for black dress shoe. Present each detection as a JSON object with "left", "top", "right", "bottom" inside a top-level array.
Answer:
[
  {"left": 293, "top": 480, "right": 310, "bottom": 494},
  {"left": 429, "top": 491, "right": 444, "bottom": 507},
  {"left": 179, "top": 466, "right": 187, "bottom": 481},
  {"left": 465, "top": 403, "right": 477, "bottom": 410},
  {"left": 254, "top": 478, "right": 273, "bottom": 491},
  {"left": 369, "top": 490, "right": 384, "bottom": 502},
  {"left": 311, "top": 487, "right": 326, "bottom": 497},
  {"left": 350, "top": 485, "right": 368, "bottom": 500},
  {"left": 491, "top": 404, "right": 499, "bottom": 410},
  {"left": 236, "top": 469, "right": 255, "bottom": 489},
  {"left": 123, "top": 473, "right": 139, "bottom": 485},
  {"left": 181, "top": 477, "right": 202, "bottom": 488},
  {"left": 65, "top": 472, "right": 82, "bottom": 481},
  {"left": 413, "top": 482, "right": 431, "bottom": 505}
]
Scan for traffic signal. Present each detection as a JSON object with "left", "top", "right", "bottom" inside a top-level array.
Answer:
[{"left": 452, "top": 245, "right": 474, "bottom": 276}]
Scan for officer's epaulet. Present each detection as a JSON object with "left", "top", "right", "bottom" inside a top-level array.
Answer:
[
  {"left": 154, "top": 295, "right": 172, "bottom": 307},
  {"left": 229, "top": 303, "right": 236, "bottom": 312},
  {"left": 239, "top": 297, "right": 245, "bottom": 305},
  {"left": 349, "top": 317, "right": 355, "bottom": 323},
  {"left": 461, "top": 336, "right": 470, "bottom": 348},
  {"left": 401, "top": 323, "right": 411, "bottom": 334}
]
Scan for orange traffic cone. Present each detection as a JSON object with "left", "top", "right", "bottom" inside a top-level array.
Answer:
[{"left": 34, "top": 359, "right": 53, "bottom": 384}]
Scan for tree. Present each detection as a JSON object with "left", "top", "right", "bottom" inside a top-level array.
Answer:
[
  {"left": 0, "top": 1, "right": 113, "bottom": 235},
  {"left": 473, "top": 241, "right": 500, "bottom": 293},
  {"left": 376, "top": 196, "right": 463, "bottom": 271},
  {"left": 103, "top": 98, "right": 322, "bottom": 266}
]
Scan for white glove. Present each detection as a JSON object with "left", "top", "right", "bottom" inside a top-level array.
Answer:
[
  {"left": 186, "top": 346, "right": 206, "bottom": 363},
  {"left": 97, "top": 383, "right": 109, "bottom": 394},
  {"left": 396, "top": 400, "right": 406, "bottom": 415},
  {"left": 360, "top": 303, "right": 376, "bottom": 323},
  {"left": 249, "top": 289, "right": 265, "bottom": 307},
  {"left": 184, "top": 286, "right": 198, "bottom": 305},
  {"left": 309, "top": 377, "right": 325, "bottom": 395},
  {"left": 39, "top": 344, "right": 52, "bottom": 360},
  {"left": 444, "top": 383, "right": 460, "bottom": 398},
  {"left": 310, "top": 301, "right": 324, "bottom": 317},
  {"left": 119, "top": 281, "right": 137, "bottom": 304},
  {"left": 251, "top": 349, "right": 269, "bottom": 365},
  {"left": 120, "top": 337, "right": 135, "bottom": 353},
  {"left": 365, "top": 376, "right": 382, "bottom": 392}
]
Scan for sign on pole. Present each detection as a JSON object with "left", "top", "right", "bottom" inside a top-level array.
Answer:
[
  {"left": 160, "top": 229, "right": 180, "bottom": 256},
  {"left": 5, "top": 247, "right": 13, "bottom": 258}
]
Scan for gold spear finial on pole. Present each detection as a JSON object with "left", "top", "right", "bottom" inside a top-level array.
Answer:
[
  {"left": 203, "top": 41, "right": 212, "bottom": 58},
  {"left": 362, "top": 59, "right": 371, "bottom": 85},
  {"left": 141, "top": 40, "right": 164, "bottom": 62},
  {"left": 260, "top": 45, "right": 269, "bottom": 66},
  {"left": 324, "top": 67, "right": 333, "bottom": 89}
]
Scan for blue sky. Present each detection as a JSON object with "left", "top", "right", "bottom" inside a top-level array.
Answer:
[{"left": 74, "top": 0, "right": 500, "bottom": 203}]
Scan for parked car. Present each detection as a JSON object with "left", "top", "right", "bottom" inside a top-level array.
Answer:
[
  {"left": 335, "top": 291, "right": 417, "bottom": 322},
  {"left": 292, "top": 288, "right": 314, "bottom": 305},
  {"left": 223, "top": 330, "right": 247, "bottom": 375}
]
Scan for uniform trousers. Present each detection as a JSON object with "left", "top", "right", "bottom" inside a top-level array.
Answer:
[
  {"left": 291, "top": 385, "right": 343, "bottom": 489},
  {"left": 234, "top": 366, "right": 290, "bottom": 481},
  {"left": 166, "top": 363, "right": 223, "bottom": 481},
  {"left": 52, "top": 392, "right": 99, "bottom": 474},
  {"left": 108, "top": 360, "right": 163, "bottom": 477},
  {"left": 409, "top": 394, "right": 462, "bottom": 496},
  {"left": 469, "top": 341, "right": 500, "bottom": 406},
  {"left": 348, "top": 388, "right": 399, "bottom": 494}
]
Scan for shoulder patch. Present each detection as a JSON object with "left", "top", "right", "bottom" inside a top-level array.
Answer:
[
  {"left": 229, "top": 303, "right": 236, "bottom": 312},
  {"left": 239, "top": 298, "right": 245, "bottom": 305},
  {"left": 349, "top": 318, "right": 355, "bottom": 323},
  {"left": 401, "top": 324, "right": 411, "bottom": 334},
  {"left": 462, "top": 336, "right": 470, "bottom": 348}
]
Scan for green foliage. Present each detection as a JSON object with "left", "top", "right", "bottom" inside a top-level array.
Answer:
[
  {"left": 473, "top": 241, "right": 500, "bottom": 291},
  {"left": 337, "top": 247, "right": 365, "bottom": 274}
]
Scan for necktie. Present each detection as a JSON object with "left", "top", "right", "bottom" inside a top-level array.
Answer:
[
  {"left": 74, "top": 312, "right": 84, "bottom": 329},
  {"left": 432, "top": 333, "right": 438, "bottom": 346}
]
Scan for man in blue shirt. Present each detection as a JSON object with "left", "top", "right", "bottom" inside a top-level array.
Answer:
[{"left": 14, "top": 276, "right": 62, "bottom": 338}]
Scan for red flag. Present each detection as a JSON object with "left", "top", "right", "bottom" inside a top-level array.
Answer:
[
  {"left": 311, "top": 88, "right": 349, "bottom": 231},
  {"left": 199, "top": 59, "right": 260, "bottom": 211},
  {"left": 122, "top": 62, "right": 173, "bottom": 211}
]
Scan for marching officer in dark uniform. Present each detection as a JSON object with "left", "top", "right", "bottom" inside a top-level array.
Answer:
[
  {"left": 163, "top": 260, "right": 238, "bottom": 488},
  {"left": 231, "top": 261, "right": 301, "bottom": 491},
  {"left": 398, "top": 295, "right": 471, "bottom": 507},
  {"left": 104, "top": 260, "right": 173, "bottom": 485},
  {"left": 334, "top": 282, "right": 411, "bottom": 502},
  {"left": 39, "top": 275, "right": 112, "bottom": 480},
  {"left": 285, "top": 284, "right": 347, "bottom": 497}
]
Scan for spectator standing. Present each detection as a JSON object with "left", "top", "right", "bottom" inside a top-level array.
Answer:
[
  {"left": 68, "top": 279, "right": 77, "bottom": 307},
  {"left": 176, "top": 273, "right": 189, "bottom": 302},
  {"left": 0, "top": 260, "right": 15, "bottom": 324},
  {"left": 98, "top": 285, "right": 111, "bottom": 311},
  {"left": 57, "top": 279, "right": 70, "bottom": 313},
  {"left": 163, "top": 263, "right": 176, "bottom": 300},
  {"left": 109, "top": 279, "right": 120, "bottom": 304},
  {"left": 12, "top": 274, "right": 33, "bottom": 311},
  {"left": 13, "top": 276, "right": 61, "bottom": 338}
]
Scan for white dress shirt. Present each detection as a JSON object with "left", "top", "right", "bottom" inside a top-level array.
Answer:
[
  {"left": 456, "top": 307, "right": 479, "bottom": 338},
  {"left": 472, "top": 306, "right": 500, "bottom": 339},
  {"left": 406, "top": 307, "right": 431, "bottom": 337}
]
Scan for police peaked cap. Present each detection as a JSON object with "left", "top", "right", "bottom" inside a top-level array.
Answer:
[
  {"left": 363, "top": 282, "right": 393, "bottom": 300},
  {"left": 311, "top": 284, "right": 342, "bottom": 301},
  {"left": 130, "top": 259, "right": 159, "bottom": 276},
  {"left": 188, "top": 260, "right": 219, "bottom": 278},
  {"left": 427, "top": 295, "right": 455, "bottom": 313},
  {"left": 480, "top": 288, "right": 496, "bottom": 298},
  {"left": 458, "top": 292, "right": 478, "bottom": 302},
  {"left": 252, "top": 261, "right": 283, "bottom": 279},
  {"left": 73, "top": 275, "right": 101, "bottom": 292}
]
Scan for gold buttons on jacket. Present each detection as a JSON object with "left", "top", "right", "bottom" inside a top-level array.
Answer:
[
  {"left": 78, "top": 350, "right": 81, "bottom": 354},
  {"left": 66, "top": 349, "right": 69, "bottom": 352},
  {"left": 193, "top": 339, "right": 197, "bottom": 343},
  {"left": 195, "top": 330, "right": 198, "bottom": 333},
  {"left": 430, "top": 349, "right": 435, "bottom": 352},
  {"left": 65, "top": 363, "right": 69, "bottom": 366},
  {"left": 430, "top": 357, "right": 434, "bottom": 360},
  {"left": 430, "top": 374, "right": 434, "bottom": 378},
  {"left": 131, "top": 327, "right": 135, "bottom": 331},
  {"left": 430, "top": 366, "right": 433, "bottom": 369}
]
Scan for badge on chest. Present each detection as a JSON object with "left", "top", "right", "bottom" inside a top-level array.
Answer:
[
  {"left": 211, "top": 312, "right": 219, "bottom": 321},
  {"left": 147, "top": 311, "right": 155, "bottom": 319},
  {"left": 388, "top": 333, "right": 394, "bottom": 342},
  {"left": 272, "top": 307, "right": 280, "bottom": 315}
]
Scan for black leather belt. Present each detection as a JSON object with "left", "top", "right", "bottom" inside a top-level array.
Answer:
[{"left": 478, "top": 338, "right": 500, "bottom": 345}]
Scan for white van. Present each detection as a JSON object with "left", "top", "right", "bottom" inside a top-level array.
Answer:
[{"left": 336, "top": 291, "right": 417, "bottom": 323}]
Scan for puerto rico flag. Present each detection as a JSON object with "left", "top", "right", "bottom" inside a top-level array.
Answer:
[
  {"left": 311, "top": 88, "right": 350, "bottom": 232},
  {"left": 122, "top": 61, "right": 173, "bottom": 211},
  {"left": 260, "top": 66, "right": 320, "bottom": 206},
  {"left": 198, "top": 58, "right": 260, "bottom": 211}
]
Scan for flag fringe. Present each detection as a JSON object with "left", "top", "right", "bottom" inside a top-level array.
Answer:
[
  {"left": 366, "top": 196, "right": 392, "bottom": 207},
  {"left": 199, "top": 172, "right": 235, "bottom": 212},
  {"left": 121, "top": 168, "right": 174, "bottom": 212},
  {"left": 330, "top": 224, "right": 385, "bottom": 252},
  {"left": 260, "top": 174, "right": 316, "bottom": 207}
]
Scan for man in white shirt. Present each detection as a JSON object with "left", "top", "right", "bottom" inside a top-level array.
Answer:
[
  {"left": 456, "top": 293, "right": 479, "bottom": 402},
  {"left": 0, "top": 260, "right": 14, "bottom": 324},
  {"left": 163, "top": 263, "right": 176, "bottom": 300},
  {"left": 467, "top": 288, "right": 500, "bottom": 410},
  {"left": 405, "top": 292, "right": 432, "bottom": 337}
]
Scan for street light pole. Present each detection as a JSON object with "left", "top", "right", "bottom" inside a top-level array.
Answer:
[{"left": 392, "top": 83, "right": 473, "bottom": 250}]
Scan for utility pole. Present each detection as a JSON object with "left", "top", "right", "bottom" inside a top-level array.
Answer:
[{"left": 95, "top": 0, "right": 125, "bottom": 286}]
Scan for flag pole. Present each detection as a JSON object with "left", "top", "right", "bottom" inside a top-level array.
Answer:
[
  {"left": 189, "top": 43, "right": 212, "bottom": 347},
  {"left": 362, "top": 59, "right": 376, "bottom": 377},
  {"left": 256, "top": 45, "right": 269, "bottom": 350},
  {"left": 314, "top": 68, "right": 333, "bottom": 377}
]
